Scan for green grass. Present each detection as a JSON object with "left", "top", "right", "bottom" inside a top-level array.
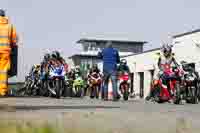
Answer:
[
  {"left": 0, "top": 119, "right": 198, "bottom": 133},
  {"left": 0, "top": 121, "right": 56, "bottom": 133}
]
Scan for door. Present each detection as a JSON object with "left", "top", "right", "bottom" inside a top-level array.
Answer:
[
  {"left": 130, "top": 73, "right": 134, "bottom": 93},
  {"left": 139, "top": 72, "right": 144, "bottom": 98}
]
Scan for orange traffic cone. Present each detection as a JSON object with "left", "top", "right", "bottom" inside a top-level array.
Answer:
[{"left": 108, "top": 78, "right": 113, "bottom": 100}]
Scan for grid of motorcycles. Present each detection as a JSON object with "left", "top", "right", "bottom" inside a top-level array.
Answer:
[
  {"left": 17, "top": 57, "right": 200, "bottom": 104},
  {"left": 17, "top": 57, "right": 131, "bottom": 100}
]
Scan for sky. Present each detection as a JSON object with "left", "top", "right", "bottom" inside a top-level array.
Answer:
[{"left": 2, "top": 0, "right": 200, "bottom": 81}]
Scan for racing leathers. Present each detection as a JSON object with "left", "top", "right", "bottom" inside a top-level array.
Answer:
[{"left": 154, "top": 53, "right": 179, "bottom": 96}]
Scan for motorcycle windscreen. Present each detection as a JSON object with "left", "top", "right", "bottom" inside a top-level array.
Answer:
[{"left": 8, "top": 46, "right": 18, "bottom": 78}]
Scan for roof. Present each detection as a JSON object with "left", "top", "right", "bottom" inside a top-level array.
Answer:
[
  {"left": 173, "top": 29, "right": 200, "bottom": 38},
  {"left": 69, "top": 52, "right": 134, "bottom": 59},
  {"left": 68, "top": 54, "right": 98, "bottom": 59},
  {"left": 77, "top": 38, "right": 147, "bottom": 45},
  {"left": 123, "top": 47, "right": 160, "bottom": 57}
]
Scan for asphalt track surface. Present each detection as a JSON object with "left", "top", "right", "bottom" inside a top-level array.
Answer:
[{"left": 0, "top": 97, "right": 200, "bottom": 133}]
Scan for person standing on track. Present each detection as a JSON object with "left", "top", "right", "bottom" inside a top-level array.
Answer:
[{"left": 98, "top": 41, "right": 120, "bottom": 101}]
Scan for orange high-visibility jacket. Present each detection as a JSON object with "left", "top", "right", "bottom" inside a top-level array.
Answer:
[{"left": 0, "top": 16, "right": 17, "bottom": 53}]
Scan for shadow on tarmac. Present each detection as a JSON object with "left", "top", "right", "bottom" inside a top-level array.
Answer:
[{"left": 0, "top": 105, "right": 120, "bottom": 111}]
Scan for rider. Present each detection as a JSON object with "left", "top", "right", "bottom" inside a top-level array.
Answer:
[
  {"left": 74, "top": 65, "right": 82, "bottom": 78},
  {"left": 117, "top": 59, "right": 130, "bottom": 74},
  {"left": 87, "top": 64, "right": 102, "bottom": 98},
  {"left": 29, "top": 64, "right": 41, "bottom": 79},
  {"left": 154, "top": 43, "right": 179, "bottom": 97},
  {"left": 88, "top": 64, "right": 101, "bottom": 79},
  {"left": 72, "top": 65, "right": 84, "bottom": 95},
  {"left": 51, "top": 51, "right": 68, "bottom": 72},
  {"left": 87, "top": 64, "right": 102, "bottom": 86},
  {"left": 41, "top": 53, "right": 51, "bottom": 78}
]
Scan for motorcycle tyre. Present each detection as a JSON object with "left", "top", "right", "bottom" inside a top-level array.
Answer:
[
  {"left": 191, "top": 86, "right": 199, "bottom": 104},
  {"left": 123, "top": 90, "right": 129, "bottom": 101},
  {"left": 40, "top": 80, "right": 49, "bottom": 97},
  {"left": 173, "top": 82, "right": 181, "bottom": 105},
  {"left": 55, "top": 80, "right": 62, "bottom": 99},
  {"left": 76, "top": 86, "right": 82, "bottom": 97}
]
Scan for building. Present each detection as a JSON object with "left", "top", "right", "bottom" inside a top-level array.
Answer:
[
  {"left": 124, "top": 29, "right": 200, "bottom": 99},
  {"left": 69, "top": 38, "right": 147, "bottom": 75}
]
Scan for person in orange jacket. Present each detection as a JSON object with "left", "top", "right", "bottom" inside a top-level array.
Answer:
[{"left": 0, "top": 9, "right": 18, "bottom": 96}]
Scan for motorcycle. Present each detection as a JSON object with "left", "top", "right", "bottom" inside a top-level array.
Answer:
[
  {"left": 48, "top": 63, "right": 66, "bottom": 99},
  {"left": 40, "top": 66, "right": 50, "bottom": 97},
  {"left": 182, "top": 62, "right": 199, "bottom": 104},
  {"left": 63, "top": 74, "right": 74, "bottom": 97},
  {"left": 118, "top": 72, "right": 130, "bottom": 101},
  {"left": 18, "top": 72, "right": 41, "bottom": 96},
  {"left": 153, "top": 64, "right": 183, "bottom": 104},
  {"left": 72, "top": 74, "right": 84, "bottom": 97},
  {"left": 17, "top": 75, "right": 33, "bottom": 96},
  {"left": 88, "top": 72, "right": 102, "bottom": 99}
]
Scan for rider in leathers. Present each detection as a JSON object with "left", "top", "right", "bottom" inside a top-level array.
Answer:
[
  {"left": 87, "top": 64, "right": 102, "bottom": 99},
  {"left": 154, "top": 44, "right": 180, "bottom": 97}
]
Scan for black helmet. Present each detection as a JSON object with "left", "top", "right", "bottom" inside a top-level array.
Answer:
[
  {"left": 52, "top": 51, "right": 60, "bottom": 59},
  {"left": 120, "top": 59, "right": 127, "bottom": 65},
  {"left": 0, "top": 9, "right": 5, "bottom": 17},
  {"left": 44, "top": 53, "right": 50, "bottom": 61}
]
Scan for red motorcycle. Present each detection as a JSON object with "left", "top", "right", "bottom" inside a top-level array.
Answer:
[
  {"left": 118, "top": 72, "right": 130, "bottom": 101},
  {"left": 153, "top": 64, "right": 183, "bottom": 104}
]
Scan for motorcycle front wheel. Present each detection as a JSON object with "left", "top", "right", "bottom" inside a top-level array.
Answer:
[
  {"left": 191, "top": 86, "right": 199, "bottom": 104},
  {"left": 123, "top": 84, "right": 129, "bottom": 101},
  {"left": 173, "top": 82, "right": 181, "bottom": 104},
  {"left": 40, "top": 80, "right": 49, "bottom": 97},
  {"left": 76, "top": 86, "right": 83, "bottom": 97},
  {"left": 55, "top": 80, "right": 63, "bottom": 99}
]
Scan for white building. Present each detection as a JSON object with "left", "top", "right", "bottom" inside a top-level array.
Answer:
[{"left": 124, "top": 29, "right": 200, "bottom": 99}]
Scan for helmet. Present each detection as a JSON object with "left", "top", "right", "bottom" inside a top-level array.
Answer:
[
  {"left": 120, "top": 59, "right": 127, "bottom": 65},
  {"left": 75, "top": 65, "right": 80, "bottom": 70},
  {"left": 92, "top": 64, "right": 98, "bottom": 68},
  {"left": 52, "top": 51, "right": 61, "bottom": 59},
  {"left": 161, "top": 44, "right": 172, "bottom": 57},
  {"left": 34, "top": 64, "right": 40, "bottom": 72},
  {"left": 44, "top": 53, "right": 50, "bottom": 61},
  {"left": 0, "top": 9, "right": 5, "bottom": 17},
  {"left": 34, "top": 64, "right": 40, "bottom": 68},
  {"left": 75, "top": 65, "right": 80, "bottom": 72}
]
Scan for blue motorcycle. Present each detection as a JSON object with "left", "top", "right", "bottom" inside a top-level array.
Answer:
[{"left": 48, "top": 64, "right": 66, "bottom": 99}]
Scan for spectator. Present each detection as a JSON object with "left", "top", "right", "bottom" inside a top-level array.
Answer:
[{"left": 98, "top": 41, "right": 120, "bottom": 101}]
